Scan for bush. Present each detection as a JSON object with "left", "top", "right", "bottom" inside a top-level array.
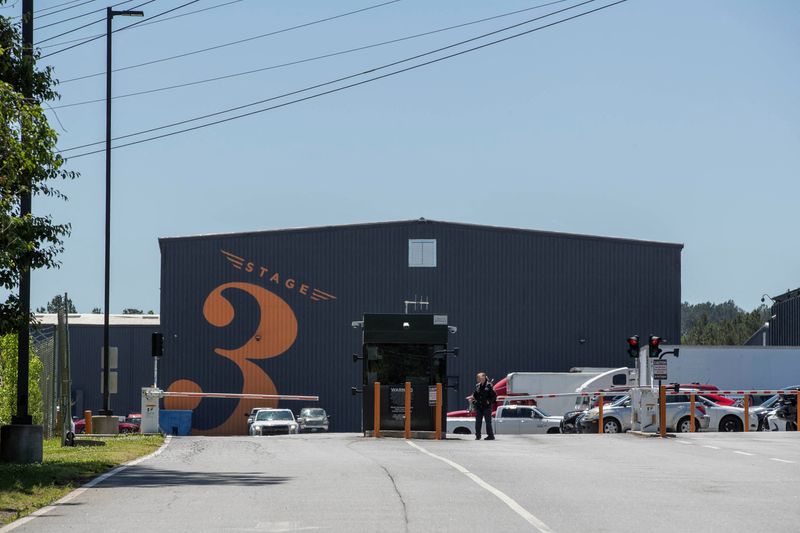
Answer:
[{"left": 0, "top": 334, "right": 43, "bottom": 425}]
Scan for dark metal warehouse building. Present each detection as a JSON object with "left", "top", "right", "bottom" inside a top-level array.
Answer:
[
  {"left": 156, "top": 219, "right": 682, "bottom": 435},
  {"left": 767, "top": 288, "right": 800, "bottom": 345}
]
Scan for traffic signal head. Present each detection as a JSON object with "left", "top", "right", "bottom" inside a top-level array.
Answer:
[
  {"left": 151, "top": 332, "right": 164, "bottom": 358},
  {"left": 648, "top": 335, "right": 663, "bottom": 358},
  {"left": 626, "top": 335, "right": 640, "bottom": 358}
]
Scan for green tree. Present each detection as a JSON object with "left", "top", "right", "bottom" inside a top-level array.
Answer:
[
  {"left": 681, "top": 301, "right": 771, "bottom": 345},
  {"left": 0, "top": 333, "right": 43, "bottom": 425},
  {"left": 35, "top": 294, "right": 77, "bottom": 314},
  {"left": 122, "top": 308, "right": 144, "bottom": 315},
  {"left": 0, "top": 4, "right": 77, "bottom": 335}
]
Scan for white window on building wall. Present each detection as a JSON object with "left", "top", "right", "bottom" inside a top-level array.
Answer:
[{"left": 408, "top": 239, "right": 437, "bottom": 267}]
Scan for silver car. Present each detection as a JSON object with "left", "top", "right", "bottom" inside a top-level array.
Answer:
[
  {"left": 297, "top": 408, "right": 329, "bottom": 433},
  {"left": 578, "top": 394, "right": 709, "bottom": 433}
]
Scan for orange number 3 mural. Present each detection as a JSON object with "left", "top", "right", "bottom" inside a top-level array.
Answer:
[{"left": 165, "top": 282, "right": 298, "bottom": 435}]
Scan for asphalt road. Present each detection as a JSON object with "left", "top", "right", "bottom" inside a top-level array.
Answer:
[{"left": 10, "top": 432, "right": 800, "bottom": 532}]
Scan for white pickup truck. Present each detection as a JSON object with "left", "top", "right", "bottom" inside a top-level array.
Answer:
[{"left": 447, "top": 405, "right": 562, "bottom": 436}]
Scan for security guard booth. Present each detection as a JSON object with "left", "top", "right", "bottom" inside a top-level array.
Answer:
[{"left": 360, "top": 314, "right": 451, "bottom": 437}]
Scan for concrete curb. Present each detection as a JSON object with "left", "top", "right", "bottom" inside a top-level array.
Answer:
[
  {"left": 628, "top": 431, "right": 676, "bottom": 438},
  {"left": 0, "top": 435, "right": 172, "bottom": 532}
]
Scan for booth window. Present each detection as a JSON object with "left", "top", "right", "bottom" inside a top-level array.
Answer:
[{"left": 408, "top": 239, "right": 437, "bottom": 267}]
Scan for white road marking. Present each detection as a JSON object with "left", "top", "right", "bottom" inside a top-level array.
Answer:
[
  {"left": 0, "top": 435, "right": 172, "bottom": 533},
  {"left": 407, "top": 441, "right": 556, "bottom": 533},
  {"left": 703, "top": 445, "right": 720, "bottom": 450},
  {"left": 734, "top": 451, "right": 755, "bottom": 456},
  {"left": 770, "top": 458, "right": 795, "bottom": 464}
]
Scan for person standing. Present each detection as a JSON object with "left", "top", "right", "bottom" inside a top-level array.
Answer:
[{"left": 471, "top": 372, "right": 496, "bottom": 440}]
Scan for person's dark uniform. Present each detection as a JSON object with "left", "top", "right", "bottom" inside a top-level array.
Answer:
[{"left": 472, "top": 379, "right": 497, "bottom": 440}]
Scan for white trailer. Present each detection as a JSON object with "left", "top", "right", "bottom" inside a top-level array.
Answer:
[
  {"left": 505, "top": 368, "right": 634, "bottom": 416},
  {"left": 663, "top": 346, "right": 800, "bottom": 389}
]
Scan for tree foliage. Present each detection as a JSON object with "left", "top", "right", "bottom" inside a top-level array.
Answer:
[
  {"left": 0, "top": 4, "right": 77, "bottom": 335},
  {"left": 0, "top": 333, "right": 43, "bottom": 425},
  {"left": 35, "top": 294, "right": 76, "bottom": 314},
  {"left": 681, "top": 301, "right": 771, "bottom": 346}
]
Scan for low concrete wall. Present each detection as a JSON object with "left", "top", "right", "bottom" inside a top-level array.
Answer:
[{"left": 0, "top": 424, "right": 43, "bottom": 463}]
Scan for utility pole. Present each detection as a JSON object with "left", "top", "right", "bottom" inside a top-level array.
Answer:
[
  {"left": 2, "top": 0, "right": 43, "bottom": 464},
  {"left": 101, "top": 6, "right": 113, "bottom": 416},
  {"left": 13, "top": 0, "right": 34, "bottom": 427}
]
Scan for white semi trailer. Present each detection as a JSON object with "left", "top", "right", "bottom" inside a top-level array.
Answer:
[
  {"left": 506, "top": 367, "right": 635, "bottom": 416},
  {"left": 662, "top": 346, "right": 800, "bottom": 389}
]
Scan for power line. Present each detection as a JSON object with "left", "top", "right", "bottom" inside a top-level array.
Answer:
[
  {"left": 37, "top": 0, "right": 136, "bottom": 30},
  {"left": 51, "top": 0, "right": 574, "bottom": 110},
  {"left": 59, "top": 0, "right": 627, "bottom": 158},
  {"left": 37, "top": 14, "right": 106, "bottom": 44},
  {"left": 54, "top": 0, "right": 403, "bottom": 82},
  {"left": 35, "top": 0, "right": 96, "bottom": 20},
  {"left": 39, "top": 0, "right": 242, "bottom": 49},
  {"left": 41, "top": 0, "right": 198, "bottom": 58},
  {"left": 37, "top": 0, "right": 154, "bottom": 45}
]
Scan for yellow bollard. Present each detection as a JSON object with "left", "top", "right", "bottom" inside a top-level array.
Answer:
[
  {"left": 743, "top": 395, "right": 749, "bottom": 433},
  {"left": 404, "top": 381, "right": 411, "bottom": 439},
  {"left": 659, "top": 386, "right": 667, "bottom": 438},
  {"left": 690, "top": 394, "right": 695, "bottom": 433},
  {"left": 435, "top": 383, "right": 443, "bottom": 440},
  {"left": 598, "top": 397, "right": 604, "bottom": 434},
  {"left": 374, "top": 381, "right": 381, "bottom": 438},
  {"left": 84, "top": 410, "right": 92, "bottom": 434}
]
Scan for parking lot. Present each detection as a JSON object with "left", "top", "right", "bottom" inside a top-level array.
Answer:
[{"left": 10, "top": 432, "right": 800, "bottom": 533}]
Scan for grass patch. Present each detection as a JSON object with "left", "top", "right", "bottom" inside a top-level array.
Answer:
[{"left": 0, "top": 434, "right": 164, "bottom": 526}]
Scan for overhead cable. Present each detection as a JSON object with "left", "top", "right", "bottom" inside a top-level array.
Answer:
[
  {"left": 51, "top": 0, "right": 574, "bottom": 109},
  {"left": 59, "top": 0, "right": 628, "bottom": 158},
  {"left": 54, "top": 0, "right": 403, "bottom": 82}
]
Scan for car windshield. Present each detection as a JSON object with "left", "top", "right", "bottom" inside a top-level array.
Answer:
[
  {"left": 534, "top": 407, "right": 551, "bottom": 417},
  {"left": 256, "top": 410, "right": 293, "bottom": 421},
  {"left": 610, "top": 395, "right": 630, "bottom": 407},
  {"left": 301, "top": 409, "right": 325, "bottom": 417}
]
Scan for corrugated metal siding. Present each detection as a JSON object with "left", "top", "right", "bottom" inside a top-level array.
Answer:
[
  {"left": 769, "top": 297, "right": 800, "bottom": 345},
  {"left": 157, "top": 220, "right": 681, "bottom": 434},
  {"left": 67, "top": 324, "right": 158, "bottom": 417}
]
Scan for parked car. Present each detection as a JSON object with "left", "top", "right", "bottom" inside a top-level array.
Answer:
[
  {"left": 74, "top": 417, "right": 140, "bottom": 434},
  {"left": 695, "top": 395, "right": 758, "bottom": 432},
  {"left": 447, "top": 405, "right": 561, "bottom": 435},
  {"left": 126, "top": 413, "right": 142, "bottom": 425},
  {"left": 766, "top": 392, "right": 799, "bottom": 431},
  {"left": 560, "top": 410, "right": 586, "bottom": 434},
  {"left": 578, "top": 393, "right": 709, "bottom": 433},
  {"left": 249, "top": 409, "right": 299, "bottom": 436},
  {"left": 297, "top": 408, "right": 329, "bottom": 433}
]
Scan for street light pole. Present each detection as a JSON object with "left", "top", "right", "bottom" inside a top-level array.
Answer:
[{"left": 101, "top": 8, "right": 143, "bottom": 416}]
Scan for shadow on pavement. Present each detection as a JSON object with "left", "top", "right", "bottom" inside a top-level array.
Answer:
[{"left": 103, "top": 466, "right": 291, "bottom": 488}]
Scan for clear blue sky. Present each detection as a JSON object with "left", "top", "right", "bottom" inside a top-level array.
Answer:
[{"left": 11, "top": 0, "right": 800, "bottom": 313}]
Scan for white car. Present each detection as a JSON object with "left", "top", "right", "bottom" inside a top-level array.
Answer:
[
  {"left": 249, "top": 409, "right": 299, "bottom": 436},
  {"left": 447, "top": 405, "right": 562, "bottom": 435},
  {"left": 696, "top": 396, "right": 758, "bottom": 432}
]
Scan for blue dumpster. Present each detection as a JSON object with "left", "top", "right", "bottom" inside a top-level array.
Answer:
[{"left": 159, "top": 410, "right": 193, "bottom": 436}]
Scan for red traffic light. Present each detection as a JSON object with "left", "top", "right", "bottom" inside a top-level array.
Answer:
[
  {"left": 627, "top": 335, "right": 640, "bottom": 358},
  {"left": 649, "top": 336, "right": 662, "bottom": 347},
  {"left": 648, "top": 335, "right": 665, "bottom": 358}
]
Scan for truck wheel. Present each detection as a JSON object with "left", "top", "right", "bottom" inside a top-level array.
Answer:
[
  {"left": 453, "top": 427, "right": 471, "bottom": 435},
  {"left": 719, "top": 416, "right": 743, "bottom": 432},
  {"left": 547, "top": 428, "right": 560, "bottom": 434},
  {"left": 602, "top": 419, "right": 621, "bottom": 434}
]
